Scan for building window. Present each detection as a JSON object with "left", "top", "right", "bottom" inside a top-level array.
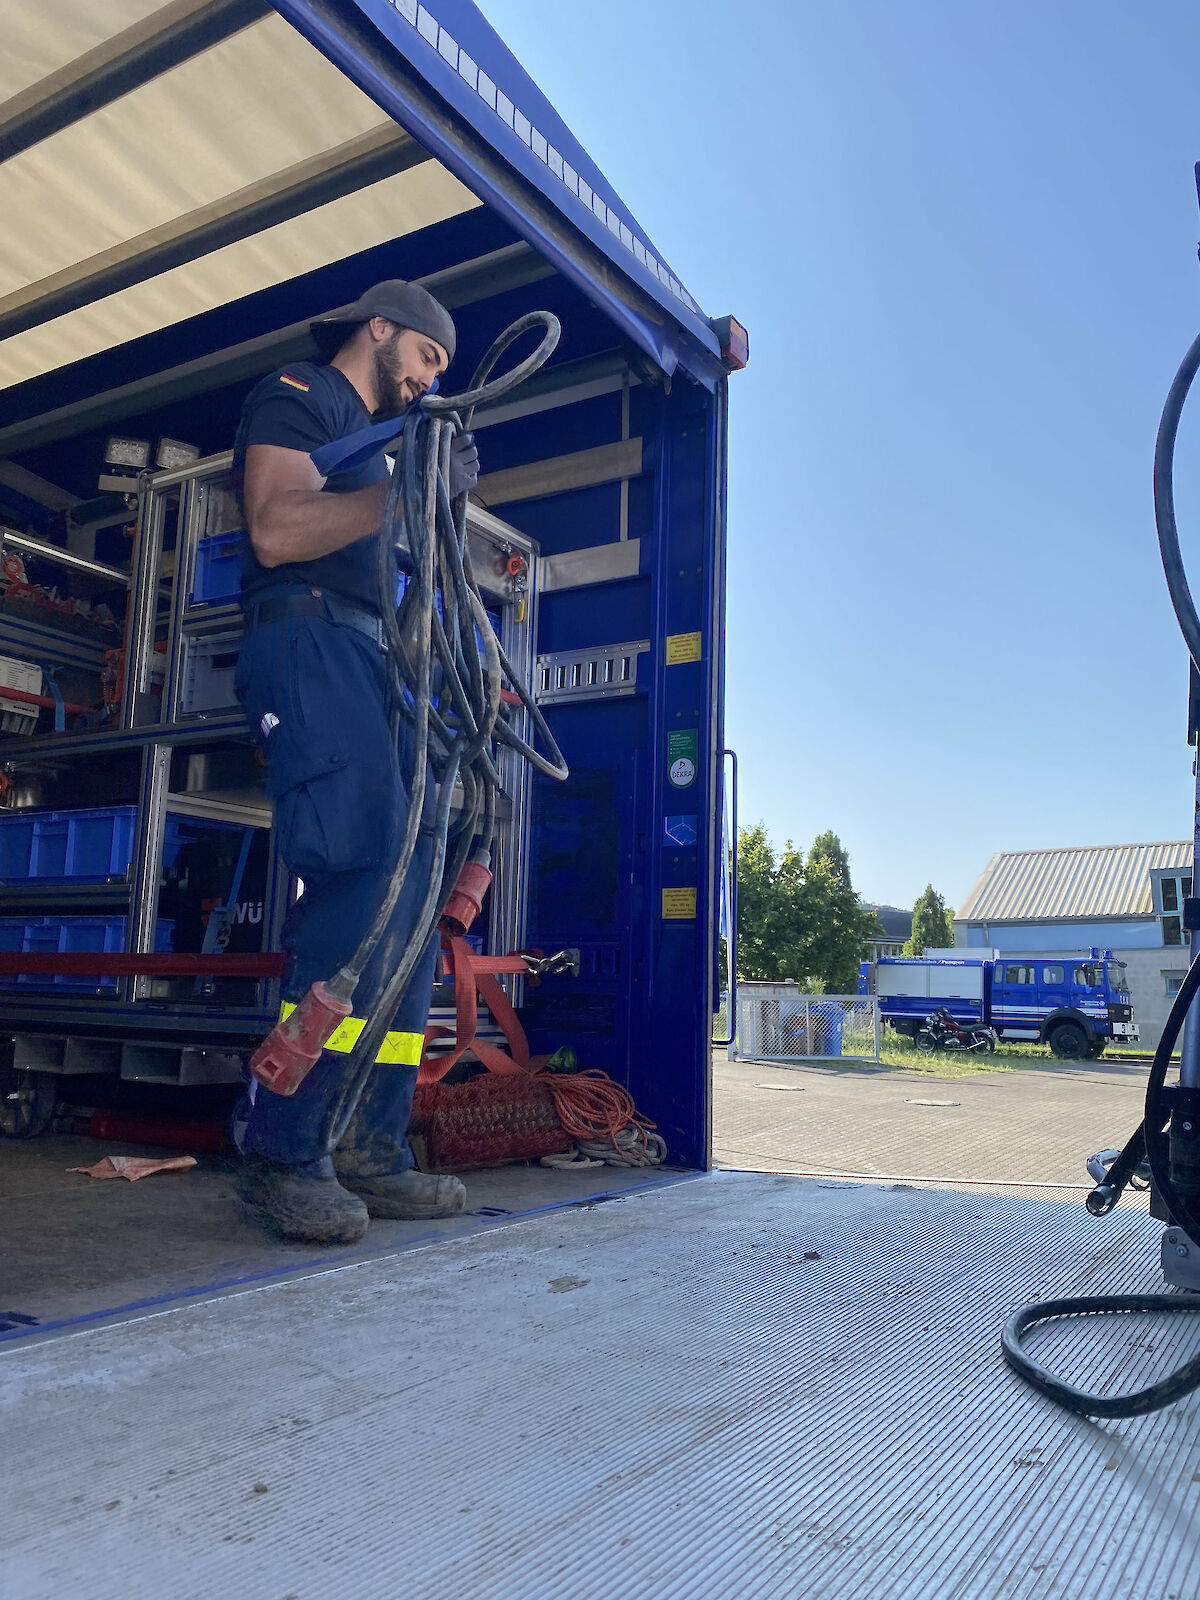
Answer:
[
  {"left": 1165, "top": 971, "right": 1187, "bottom": 998},
  {"left": 1042, "top": 964, "right": 1065, "bottom": 985},
  {"left": 1158, "top": 873, "right": 1192, "bottom": 947}
]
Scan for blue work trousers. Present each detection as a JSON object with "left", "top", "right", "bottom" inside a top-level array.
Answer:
[{"left": 235, "top": 602, "right": 438, "bottom": 1172}]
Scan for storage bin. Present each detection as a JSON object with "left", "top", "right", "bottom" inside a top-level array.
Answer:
[
  {"left": 0, "top": 916, "right": 174, "bottom": 991},
  {"left": 192, "top": 529, "right": 244, "bottom": 605},
  {"left": 0, "top": 806, "right": 241, "bottom": 884}
]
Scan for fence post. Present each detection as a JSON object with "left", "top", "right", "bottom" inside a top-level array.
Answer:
[{"left": 873, "top": 998, "right": 881, "bottom": 1061}]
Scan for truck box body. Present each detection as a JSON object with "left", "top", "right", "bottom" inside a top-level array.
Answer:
[{"left": 0, "top": 0, "right": 738, "bottom": 1166}]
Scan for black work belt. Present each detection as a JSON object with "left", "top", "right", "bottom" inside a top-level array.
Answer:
[{"left": 244, "top": 588, "right": 385, "bottom": 648}]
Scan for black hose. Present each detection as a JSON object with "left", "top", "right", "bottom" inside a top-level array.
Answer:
[
  {"left": 316, "top": 310, "right": 569, "bottom": 1151},
  {"left": 1001, "top": 955, "right": 1200, "bottom": 1414},
  {"left": 1154, "top": 330, "right": 1200, "bottom": 668},
  {"left": 1002, "top": 1296, "right": 1200, "bottom": 1417},
  {"left": 1001, "top": 331, "right": 1200, "bottom": 1416}
]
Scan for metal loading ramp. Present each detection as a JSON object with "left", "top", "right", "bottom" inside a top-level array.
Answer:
[{"left": 2, "top": 1171, "right": 1198, "bottom": 1600}]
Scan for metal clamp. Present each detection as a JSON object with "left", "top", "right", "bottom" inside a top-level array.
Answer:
[{"left": 521, "top": 947, "right": 580, "bottom": 978}]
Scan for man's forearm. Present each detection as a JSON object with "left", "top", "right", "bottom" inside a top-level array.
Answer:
[{"left": 250, "top": 481, "right": 388, "bottom": 568}]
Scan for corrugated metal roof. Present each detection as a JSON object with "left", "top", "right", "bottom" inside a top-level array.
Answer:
[{"left": 957, "top": 841, "right": 1194, "bottom": 923}]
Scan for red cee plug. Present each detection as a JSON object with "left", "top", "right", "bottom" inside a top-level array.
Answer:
[
  {"left": 249, "top": 981, "right": 353, "bottom": 1096},
  {"left": 439, "top": 860, "right": 494, "bottom": 937}
]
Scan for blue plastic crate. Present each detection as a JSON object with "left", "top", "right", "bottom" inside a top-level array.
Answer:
[
  {"left": 0, "top": 916, "right": 174, "bottom": 992},
  {"left": 192, "top": 529, "right": 245, "bottom": 605},
  {"left": 0, "top": 806, "right": 244, "bottom": 884}
]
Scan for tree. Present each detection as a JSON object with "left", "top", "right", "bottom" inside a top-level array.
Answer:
[
  {"left": 734, "top": 825, "right": 809, "bottom": 982},
  {"left": 808, "top": 829, "right": 852, "bottom": 888},
  {"left": 735, "top": 826, "right": 881, "bottom": 992},
  {"left": 902, "top": 884, "right": 954, "bottom": 957}
]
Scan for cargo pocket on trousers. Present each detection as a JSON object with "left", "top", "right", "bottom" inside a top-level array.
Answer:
[{"left": 267, "top": 727, "right": 399, "bottom": 877}]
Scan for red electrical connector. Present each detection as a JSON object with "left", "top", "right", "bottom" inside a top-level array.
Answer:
[
  {"left": 249, "top": 980, "right": 354, "bottom": 1096},
  {"left": 439, "top": 860, "right": 493, "bottom": 937}
]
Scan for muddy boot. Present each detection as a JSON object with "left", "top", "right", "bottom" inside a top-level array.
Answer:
[
  {"left": 341, "top": 1168, "right": 467, "bottom": 1220},
  {"left": 239, "top": 1154, "right": 369, "bottom": 1244}
]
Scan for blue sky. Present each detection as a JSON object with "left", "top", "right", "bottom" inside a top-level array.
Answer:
[{"left": 479, "top": 0, "right": 1200, "bottom": 910}]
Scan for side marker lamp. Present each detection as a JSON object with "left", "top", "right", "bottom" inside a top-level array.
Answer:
[{"left": 710, "top": 315, "right": 749, "bottom": 371}]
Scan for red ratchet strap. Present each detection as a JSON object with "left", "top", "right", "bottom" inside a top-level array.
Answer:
[
  {"left": 419, "top": 935, "right": 547, "bottom": 1084},
  {"left": 0, "top": 952, "right": 287, "bottom": 977}
]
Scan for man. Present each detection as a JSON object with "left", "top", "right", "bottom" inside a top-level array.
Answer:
[{"left": 232, "top": 280, "right": 480, "bottom": 1245}]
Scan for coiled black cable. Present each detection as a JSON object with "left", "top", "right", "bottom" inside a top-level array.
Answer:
[
  {"left": 1001, "top": 330, "right": 1200, "bottom": 1415},
  {"left": 319, "top": 311, "right": 569, "bottom": 1150}
]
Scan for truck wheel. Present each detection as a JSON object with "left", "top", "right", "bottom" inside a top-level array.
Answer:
[
  {"left": 1048, "top": 1023, "right": 1088, "bottom": 1060},
  {"left": 1087, "top": 1039, "right": 1107, "bottom": 1059},
  {"left": 0, "top": 1069, "right": 57, "bottom": 1138}
]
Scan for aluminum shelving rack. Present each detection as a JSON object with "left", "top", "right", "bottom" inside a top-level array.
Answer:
[{"left": 0, "top": 449, "right": 538, "bottom": 1082}]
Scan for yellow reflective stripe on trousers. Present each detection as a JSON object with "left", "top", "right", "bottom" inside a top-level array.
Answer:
[
  {"left": 374, "top": 1029, "right": 424, "bottom": 1065},
  {"left": 278, "top": 1002, "right": 423, "bottom": 1065}
]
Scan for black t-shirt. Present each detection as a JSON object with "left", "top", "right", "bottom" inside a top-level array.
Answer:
[{"left": 233, "top": 361, "right": 389, "bottom": 612}]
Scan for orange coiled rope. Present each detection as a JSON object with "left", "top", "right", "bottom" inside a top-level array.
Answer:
[{"left": 545, "top": 1069, "right": 663, "bottom": 1164}]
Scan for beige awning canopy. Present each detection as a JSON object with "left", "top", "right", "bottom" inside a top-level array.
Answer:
[{"left": 0, "top": 0, "right": 481, "bottom": 393}]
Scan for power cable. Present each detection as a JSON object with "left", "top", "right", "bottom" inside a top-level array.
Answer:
[{"left": 1001, "top": 330, "right": 1200, "bottom": 1415}]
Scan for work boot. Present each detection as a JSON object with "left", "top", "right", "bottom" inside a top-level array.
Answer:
[
  {"left": 238, "top": 1154, "right": 369, "bottom": 1244},
  {"left": 341, "top": 1168, "right": 467, "bottom": 1220}
]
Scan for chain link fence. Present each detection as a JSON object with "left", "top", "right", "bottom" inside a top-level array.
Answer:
[{"left": 724, "top": 984, "right": 881, "bottom": 1062}]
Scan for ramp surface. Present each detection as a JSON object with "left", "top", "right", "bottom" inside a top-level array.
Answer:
[{"left": 2, "top": 1172, "right": 1198, "bottom": 1599}]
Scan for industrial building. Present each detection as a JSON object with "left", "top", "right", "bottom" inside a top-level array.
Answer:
[{"left": 955, "top": 841, "right": 1193, "bottom": 1047}]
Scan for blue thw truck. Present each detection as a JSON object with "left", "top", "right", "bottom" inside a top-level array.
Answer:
[{"left": 862, "top": 951, "right": 1138, "bottom": 1057}]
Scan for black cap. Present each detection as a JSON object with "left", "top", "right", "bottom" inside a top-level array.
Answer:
[{"left": 310, "top": 279, "right": 456, "bottom": 363}]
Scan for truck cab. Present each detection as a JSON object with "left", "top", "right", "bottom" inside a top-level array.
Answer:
[{"left": 990, "top": 951, "right": 1137, "bottom": 1057}]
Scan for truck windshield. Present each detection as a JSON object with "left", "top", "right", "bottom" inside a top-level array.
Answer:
[{"left": 1106, "top": 961, "right": 1129, "bottom": 993}]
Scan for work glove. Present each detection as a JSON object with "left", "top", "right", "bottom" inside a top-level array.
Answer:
[{"left": 448, "top": 431, "right": 480, "bottom": 499}]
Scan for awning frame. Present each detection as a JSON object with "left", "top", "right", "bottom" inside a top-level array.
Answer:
[
  {"left": 0, "top": 0, "right": 725, "bottom": 407},
  {"left": 277, "top": 0, "right": 724, "bottom": 386},
  {"left": 0, "top": 0, "right": 271, "bottom": 162},
  {"left": 0, "top": 125, "right": 429, "bottom": 343},
  {"left": 0, "top": 240, "right": 553, "bottom": 455}
]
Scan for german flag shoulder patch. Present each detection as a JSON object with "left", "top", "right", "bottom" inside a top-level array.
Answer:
[{"left": 279, "top": 373, "right": 311, "bottom": 392}]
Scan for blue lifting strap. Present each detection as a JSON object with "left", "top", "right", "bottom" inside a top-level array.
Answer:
[
  {"left": 307, "top": 379, "right": 439, "bottom": 480},
  {"left": 38, "top": 664, "right": 65, "bottom": 732}
]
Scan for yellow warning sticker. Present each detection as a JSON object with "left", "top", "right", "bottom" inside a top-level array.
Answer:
[
  {"left": 662, "top": 887, "right": 697, "bottom": 919},
  {"left": 665, "top": 631, "right": 702, "bottom": 665}
]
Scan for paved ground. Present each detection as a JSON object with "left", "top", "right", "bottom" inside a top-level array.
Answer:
[{"left": 712, "top": 1048, "right": 1150, "bottom": 1193}]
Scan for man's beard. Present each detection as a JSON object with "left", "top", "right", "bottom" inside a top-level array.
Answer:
[{"left": 372, "top": 332, "right": 411, "bottom": 415}]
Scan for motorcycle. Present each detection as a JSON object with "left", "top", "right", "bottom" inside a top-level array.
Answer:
[{"left": 914, "top": 1008, "right": 996, "bottom": 1054}]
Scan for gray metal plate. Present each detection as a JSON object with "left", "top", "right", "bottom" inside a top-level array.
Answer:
[{"left": 2, "top": 1172, "right": 1198, "bottom": 1600}]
